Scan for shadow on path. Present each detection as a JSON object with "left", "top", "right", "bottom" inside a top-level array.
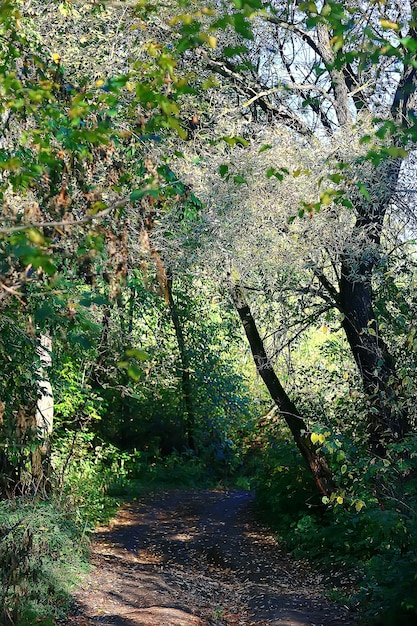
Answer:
[{"left": 63, "top": 489, "right": 358, "bottom": 626}]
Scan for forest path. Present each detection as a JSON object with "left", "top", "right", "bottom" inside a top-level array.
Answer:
[{"left": 63, "top": 489, "right": 358, "bottom": 626}]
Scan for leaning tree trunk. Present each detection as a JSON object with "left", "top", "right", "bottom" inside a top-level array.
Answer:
[{"left": 227, "top": 265, "right": 334, "bottom": 497}]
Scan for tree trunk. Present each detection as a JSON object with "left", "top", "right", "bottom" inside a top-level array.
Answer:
[
  {"left": 166, "top": 271, "right": 196, "bottom": 451},
  {"left": 338, "top": 160, "right": 409, "bottom": 452},
  {"left": 32, "top": 333, "right": 54, "bottom": 489},
  {"left": 227, "top": 265, "right": 334, "bottom": 497},
  {"left": 35, "top": 334, "right": 54, "bottom": 438},
  {"left": 0, "top": 399, "right": 18, "bottom": 497},
  {"left": 339, "top": 267, "right": 408, "bottom": 452},
  {"left": 138, "top": 198, "right": 197, "bottom": 451}
]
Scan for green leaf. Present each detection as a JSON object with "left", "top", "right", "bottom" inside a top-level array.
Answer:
[
  {"left": 357, "top": 182, "right": 370, "bottom": 200},
  {"left": 79, "top": 294, "right": 108, "bottom": 307},
  {"left": 125, "top": 348, "right": 149, "bottom": 360},
  {"left": 327, "top": 173, "right": 344, "bottom": 183},
  {"left": 130, "top": 188, "right": 160, "bottom": 202},
  {"left": 34, "top": 303, "right": 54, "bottom": 322},
  {"left": 232, "top": 13, "right": 253, "bottom": 39},
  {"left": 223, "top": 45, "right": 248, "bottom": 57},
  {"left": 258, "top": 144, "right": 272, "bottom": 154},
  {"left": 165, "top": 116, "right": 187, "bottom": 139},
  {"left": 202, "top": 76, "right": 220, "bottom": 89},
  {"left": 219, "top": 164, "right": 229, "bottom": 177},
  {"left": 127, "top": 365, "right": 142, "bottom": 381},
  {"left": 219, "top": 135, "right": 249, "bottom": 147},
  {"left": 26, "top": 228, "right": 46, "bottom": 245},
  {"left": 105, "top": 75, "right": 130, "bottom": 93},
  {"left": 359, "top": 134, "right": 372, "bottom": 145},
  {"left": 385, "top": 146, "right": 408, "bottom": 158},
  {"left": 72, "top": 336, "right": 93, "bottom": 349},
  {"left": 266, "top": 167, "right": 288, "bottom": 181},
  {"left": 232, "top": 0, "right": 262, "bottom": 10},
  {"left": 88, "top": 201, "right": 107, "bottom": 215},
  {"left": 320, "top": 190, "right": 333, "bottom": 205},
  {"left": 399, "top": 37, "right": 417, "bottom": 52},
  {"left": 31, "top": 255, "right": 56, "bottom": 275}
]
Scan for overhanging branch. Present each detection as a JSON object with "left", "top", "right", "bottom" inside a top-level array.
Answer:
[{"left": 0, "top": 197, "right": 130, "bottom": 235}]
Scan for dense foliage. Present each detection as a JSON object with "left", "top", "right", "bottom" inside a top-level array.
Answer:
[{"left": 1, "top": 0, "right": 417, "bottom": 624}]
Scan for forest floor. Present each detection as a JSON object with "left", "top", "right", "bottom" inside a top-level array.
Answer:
[{"left": 61, "top": 489, "right": 359, "bottom": 626}]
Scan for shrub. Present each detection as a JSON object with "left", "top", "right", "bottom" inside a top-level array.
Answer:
[
  {"left": 254, "top": 432, "right": 417, "bottom": 625},
  {"left": 0, "top": 497, "right": 88, "bottom": 625}
]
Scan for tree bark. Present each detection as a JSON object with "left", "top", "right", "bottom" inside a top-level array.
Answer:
[
  {"left": 31, "top": 333, "right": 54, "bottom": 489},
  {"left": 339, "top": 282, "right": 407, "bottom": 452},
  {"left": 0, "top": 402, "right": 18, "bottom": 498},
  {"left": 227, "top": 265, "right": 334, "bottom": 497},
  {"left": 35, "top": 334, "right": 54, "bottom": 438},
  {"left": 339, "top": 268, "right": 409, "bottom": 451}
]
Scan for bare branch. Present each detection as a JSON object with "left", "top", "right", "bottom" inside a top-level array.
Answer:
[
  {"left": 262, "top": 13, "right": 352, "bottom": 127},
  {"left": 311, "top": 265, "right": 341, "bottom": 306},
  {"left": 263, "top": 15, "right": 323, "bottom": 59},
  {"left": 243, "top": 82, "right": 337, "bottom": 110},
  {"left": 204, "top": 55, "right": 313, "bottom": 137},
  {"left": 0, "top": 282, "right": 25, "bottom": 304}
]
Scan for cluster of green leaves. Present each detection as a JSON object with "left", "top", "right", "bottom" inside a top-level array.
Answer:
[
  {"left": 52, "top": 429, "right": 129, "bottom": 527},
  {"left": 69, "top": 271, "right": 258, "bottom": 477},
  {"left": 254, "top": 428, "right": 417, "bottom": 623}
]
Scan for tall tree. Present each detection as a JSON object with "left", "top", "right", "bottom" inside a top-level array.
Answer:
[{"left": 192, "top": 0, "right": 417, "bottom": 451}]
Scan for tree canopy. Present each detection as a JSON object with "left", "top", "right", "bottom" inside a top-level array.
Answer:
[{"left": 2, "top": 1, "right": 417, "bottom": 624}]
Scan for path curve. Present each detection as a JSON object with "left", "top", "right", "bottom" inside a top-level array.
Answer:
[{"left": 63, "top": 489, "right": 358, "bottom": 626}]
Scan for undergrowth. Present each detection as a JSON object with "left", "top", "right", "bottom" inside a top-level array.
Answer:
[
  {"left": 0, "top": 432, "right": 125, "bottom": 626},
  {"left": 253, "top": 433, "right": 417, "bottom": 626},
  {"left": 0, "top": 497, "right": 88, "bottom": 626}
]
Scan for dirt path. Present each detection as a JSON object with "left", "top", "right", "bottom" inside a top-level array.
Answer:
[{"left": 63, "top": 489, "right": 358, "bottom": 626}]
